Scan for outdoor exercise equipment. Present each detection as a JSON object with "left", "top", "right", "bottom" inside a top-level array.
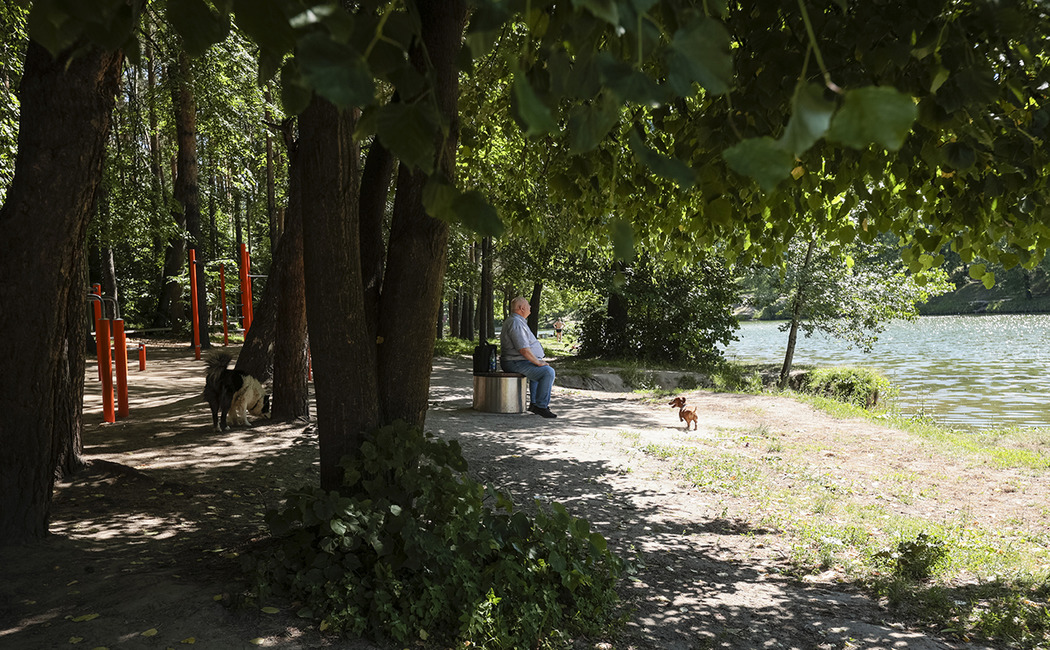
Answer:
[
  {"left": 87, "top": 289, "right": 129, "bottom": 422},
  {"left": 190, "top": 243, "right": 261, "bottom": 354}
]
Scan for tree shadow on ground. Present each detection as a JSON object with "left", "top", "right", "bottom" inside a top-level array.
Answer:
[{"left": 0, "top": 350, "right": 979, "bottom": 650}]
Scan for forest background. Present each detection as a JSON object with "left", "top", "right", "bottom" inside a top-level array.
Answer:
[{"left": 3, "top": 0, "right": 1050, "bottom": 643}]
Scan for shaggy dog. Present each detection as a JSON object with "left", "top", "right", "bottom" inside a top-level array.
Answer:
[{"left": 204, "top": 351, "right": 269, "bottom": 431}]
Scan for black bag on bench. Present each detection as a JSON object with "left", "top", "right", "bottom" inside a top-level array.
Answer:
[{"left": 472, "top": 343, "right": 498, "bottom": 375}]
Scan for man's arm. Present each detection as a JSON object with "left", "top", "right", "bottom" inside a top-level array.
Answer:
[{"left": 519, "top": 347, "right": 548, "bottom": 367}]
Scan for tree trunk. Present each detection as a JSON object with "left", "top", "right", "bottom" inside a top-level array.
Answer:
[
  {"left": 173, "top": 50, "right": 209, "bottom": 349},
  {"left": 528, "top": 281, "right": 542, "bottom": 335},
  {"left": 0, "top": 40, "right": 124, "bottom": 544},
  {"left": 460, "top": 288, "right": 474, "bottom": 340},
  {"left": 359, "top": 139, "right": 394, "bottom": 340},
  {"left": 449, "top": 292, "right": 460, "bottom": 338},
  {"left": 270, "top": 125, "right": 309, "bottom": 420},
  {"left": 300, "top": 98, "right": 378, "bottom": 490},
  {"left": 480, "top": 236, "right": 494, "bottom": 341},
  {"left": 265, "top": 88, "right": 278, "bottom": 255},
  {"left": 55, "top": 249, "right": 89, "bottom": 479},
  {"left": 779, "top": 238, "right": 816, "bottom": 389}
]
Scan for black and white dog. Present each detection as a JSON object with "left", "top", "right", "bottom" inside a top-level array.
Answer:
[{"left": 204, "top": 350, "right": 270, "bottom": 431}]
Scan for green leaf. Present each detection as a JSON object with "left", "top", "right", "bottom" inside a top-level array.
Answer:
[
  {"left": 610, "top": 218, "right": 634, "bottom": 261},
  {"left": 572, "top": 0, "right": 619, "bottom": 26},
  {"left": 722, "top": 137, "right": 794, "bottom": 193},
  {"left": 629, "top": 131, "right": 694, "bottom": 187},
  {"left": 511, "top": 73, "right": 557, "bottom": 137},
  {"left": 827, "top": 86, "right": 917, "bottom": 151},
  {"left": 567, "top": 97, "right": 621, "bottom": 153},
  {"left": 296, "top": 32, "right": 375, "bottom": 108},
  {"left": 982, "top": 271, "right": 996, "bottom": 289},
  {"left": 233, "top": 0, "right": 295, "bottom": 58},
  {"left": 667, "top": 17, "right": 732, "bottom": 96},
  {"left": 423, "top": 181, "right": 504, "bottom": 237},
  {"left": 167, "top": 0, "right": 230, "bottom": 58},
  {"left": 942, "top": 141, "right": 976, "bottom": 171},
  {"left": 376, "top": 101, "right": 438, "bottom": 175},
  {"left": 598, "top": 56, "right": 666, "bottom": 105},
  {"left": 279, "top": 59, "right": 313, "bottom": 116},
  {"left": 780, "top": 83, "right": 834, "bottom": 156},
  {"left": 968, "top": 263, "right": 987, "bottom": 280}
]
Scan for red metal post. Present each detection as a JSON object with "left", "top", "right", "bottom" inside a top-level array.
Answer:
[
  {"left": 138, "top": 343, "right": 146, "bottom": 371},
  {"left": 219, "top": 263, "right": 229, "bottom": 346},
  {"left": 113, "top": 319, "right": 129, "bottom": 418},
  {"left": 189, "top": 248, "right": 201, "bottom": 360},
  {"left": 99, "top": 318, "right": 114, "bottom": 423}
]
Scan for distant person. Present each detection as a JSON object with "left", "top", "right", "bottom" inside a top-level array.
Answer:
[
  {"left": 500, "top": 296, "right": 557, "bottom": 418},
  {"left": 554, "top": 318, "right": 564, "bottom": 342}
]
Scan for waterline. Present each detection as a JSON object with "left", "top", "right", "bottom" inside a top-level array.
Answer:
[{"left": 722, "top": 315, "right": 1050, "bottom": 430}]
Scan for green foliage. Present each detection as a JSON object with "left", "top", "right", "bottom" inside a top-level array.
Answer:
[
  {"left": 873, "top": 532, "right": 948, "bottom": 582},
  {"left": 798, "top": 366, "right": 894, "bottom": 409},
  {"left": 249, "top": 423, "right": 623, "bottom": 646},
  {"left": 578, "top": 256, "right": 739, "bottom": 367},
  {"left": 432, "top": 336, "right": 479, "bottom": 358}
]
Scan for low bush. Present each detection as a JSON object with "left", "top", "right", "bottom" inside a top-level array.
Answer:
[
  {"left": 247, "top": 422, "right": 623, "bottom": 647},
  {"left": 798, "top": 366, "right": 894, "bottom": 408}
]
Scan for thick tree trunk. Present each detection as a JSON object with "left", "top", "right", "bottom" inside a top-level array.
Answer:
[
  {"left": 0, "top": 41, "right": 123, "bottom": 544},
  {"left": 173, "top": 50, "right": 209, "bottom": 349},
  {"left": 270, "top": 130, "right": 309, "bottom": 420},
  {"left": 300, "top": 98, "right": 378, "bottom": 490},
  {"left": 359, "top": 139, "right": 394, "bottom": 339}
]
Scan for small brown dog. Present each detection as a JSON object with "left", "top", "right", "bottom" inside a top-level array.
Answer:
[{"left": 668, "top": 396, "right": 698, "bottom": 431}]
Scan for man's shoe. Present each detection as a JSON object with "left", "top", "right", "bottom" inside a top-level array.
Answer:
[
  {"left": 536, "top": 406, "right": 557, "bottom": 419},
  {"left": 528, "top": 403, "right": 541, "bottom": 414}
]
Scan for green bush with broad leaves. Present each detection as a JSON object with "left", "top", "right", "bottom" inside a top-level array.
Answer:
[
  {"left": 247, "top": 422, "right": 623, "bottom": 647},
  {"left": 798, "top": 366, "right": 894, "bottom": 409}
]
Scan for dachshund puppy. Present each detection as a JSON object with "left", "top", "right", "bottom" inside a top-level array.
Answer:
[{"left": 668, "top": 396, "right": 698, "bottom": 431}]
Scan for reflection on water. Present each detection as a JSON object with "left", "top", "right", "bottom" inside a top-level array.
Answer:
[{"left": 722, "top": 314, "right": 1050, "bottom": 430}]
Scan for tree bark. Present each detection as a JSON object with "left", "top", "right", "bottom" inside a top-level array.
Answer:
[
  {"left": 0, "top": 40, "right": 123, "bottom": 544},
  {"left": 270, "top": 125, "right": 309, "bottom": 420},
  {"left": 300, "top": 98, "right": 378, "bottom": 490},
  {"left": 779, "top": 238, "right": 816, "bottom": 389},
  {"left": 528, "top": 281, "right": 542, "bottom": 335},
  {"left": 480, "top": 236, "right": 494, "bottom": 341},
  {"left": 172, "top": 50, "right": 209, "bottom": 349}
]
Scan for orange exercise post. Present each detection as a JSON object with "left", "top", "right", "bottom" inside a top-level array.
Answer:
[
  {"left": 189, "top": 249, "right": 201, "bottom": 360},
  {"left": 219, "top": 263, "right": 229, "bottom": 346},
  {"left": 98, "top": 318, "right": 114, "bottom": 423},
  {"left": 138, "top": 343, "right": 146, "bottom": 371},
  {"left": 113, "top": 319, "right": 129, "bottom": 418}
]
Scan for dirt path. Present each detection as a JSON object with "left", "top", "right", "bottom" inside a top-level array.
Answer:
[{"left": 0, "top": 345, "right": 1011, "bottom": 649}]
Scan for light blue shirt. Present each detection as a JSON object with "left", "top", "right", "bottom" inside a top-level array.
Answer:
[{"left": 500, "top": 313, "right": 544, "bottom": 363}]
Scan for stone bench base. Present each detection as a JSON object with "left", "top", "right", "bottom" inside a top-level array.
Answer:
[{"left": 472, "top": 372, "right": 527, "bottom": 413}]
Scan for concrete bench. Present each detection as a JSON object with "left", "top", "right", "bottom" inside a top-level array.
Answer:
[{"left": 472, "top": 372, "right": 527, "bottom": 413}]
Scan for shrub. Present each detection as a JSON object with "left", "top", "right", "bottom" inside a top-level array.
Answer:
[
  {"left": 799, "top": 366, "right": 894, "bottom": 408},
  {"left": 248, "top": 422, "right": 623, "bottom": 647},
  {"left": 873, "top": 532, "right": 948, "bottom": 582}
]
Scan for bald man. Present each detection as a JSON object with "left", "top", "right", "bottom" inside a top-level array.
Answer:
[{"left": 500, "top": 296, "right": 557, "bottom": 418}]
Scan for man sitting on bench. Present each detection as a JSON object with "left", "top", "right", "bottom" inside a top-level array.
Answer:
[{"left": 500, "top": 296, "right": 557, "bottom": 419}]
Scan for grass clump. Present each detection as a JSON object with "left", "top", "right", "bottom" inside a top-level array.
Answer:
[
  {"left": 797, "top": 366, "right": 895, "bottom": 408},
  {"left": 248, "top": 422, "right": 623, "bottom": 647}
]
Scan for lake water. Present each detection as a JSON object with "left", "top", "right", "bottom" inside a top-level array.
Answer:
[{"left": 721, "top": 315, "right": 1050, "bottom": 430}]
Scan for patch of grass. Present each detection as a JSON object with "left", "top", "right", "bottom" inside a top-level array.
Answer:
[{"left": 633, "top": 419, "right": 1050, "bottom": 647}]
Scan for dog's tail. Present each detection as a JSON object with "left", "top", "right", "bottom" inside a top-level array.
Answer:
[{"left": 205, "top": 350, "right": 234, "bottom": 373}]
